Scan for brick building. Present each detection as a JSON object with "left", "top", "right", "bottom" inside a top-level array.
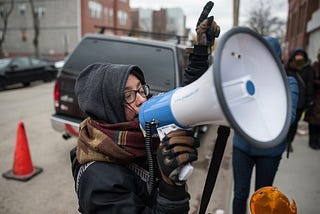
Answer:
[
  {"left": 81, "top": 0, "right": 131, "bottom": 36},
  {"left": 1, "top": 0, "right": 187, "bottom": 60},
  {"left": 130, "top": 7, "right": 187, "bottom": 43},
  {"left": 286, "top": 0, "right": 320, "bottom": 62}
]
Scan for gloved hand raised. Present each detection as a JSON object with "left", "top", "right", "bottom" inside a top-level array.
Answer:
[
  {"left": 196, "top": 1, "right": 220, "bottom": 48},
  {"left": 157, "top": 129, "right": 200, "bottom": 186}
]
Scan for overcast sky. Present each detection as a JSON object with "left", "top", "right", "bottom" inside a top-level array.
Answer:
[{"left": 130, "top": 0, "right": 288, "bottom": 35}]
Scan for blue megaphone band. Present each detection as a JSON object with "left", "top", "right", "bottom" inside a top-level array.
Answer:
[{"left": 139, "top": 88, "right": 185, "bottom": 131}]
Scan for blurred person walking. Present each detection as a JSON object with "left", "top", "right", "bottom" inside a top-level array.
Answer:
[
  {"left": 304, "top": 48, "right": 320, "bottom": 149},
  {"left": 285, "top": 48, "right": 314, "bottom": 152}
]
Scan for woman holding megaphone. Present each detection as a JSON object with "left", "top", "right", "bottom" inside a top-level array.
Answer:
[{"left": 70, "top": 2, "right": 219, "bottom": 213}]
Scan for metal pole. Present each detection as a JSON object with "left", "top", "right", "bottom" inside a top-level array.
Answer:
[{"left": 233, "top": 0, "right": 240, "bottom": 27}]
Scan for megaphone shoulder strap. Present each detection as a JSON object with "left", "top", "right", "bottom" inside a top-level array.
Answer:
[
  {"left": 294, "top": 72, "right": 306, "bottom": 89},
  {"left": 199, "top": 126, "right": 230, "bottom": 214}
]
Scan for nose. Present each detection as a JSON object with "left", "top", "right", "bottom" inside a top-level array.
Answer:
[{"left": 136, "top": 92, "right": 147, "bottom": 105}]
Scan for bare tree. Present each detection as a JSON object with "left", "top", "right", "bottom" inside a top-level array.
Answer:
[
  {"left": 28, "top": 0, "right": 40, "bottom": 58},
  {"left": 246, "top": 0, "right": 285, "bottom": 39},
  {"left": 0, "top": 0, "right": 14, "bottom": 58}
]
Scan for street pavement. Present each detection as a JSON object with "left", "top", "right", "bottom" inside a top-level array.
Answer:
[
  {"left": 273, "top": 132, "right": 320, "bottom": 214},
  {"left": 188, "top": 125, "right": 320, "bottom": 214},
  {"left": 188, "top": 125, "right": 233, "bottom": 214}
]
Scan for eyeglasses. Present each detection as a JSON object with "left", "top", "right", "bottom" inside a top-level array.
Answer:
[{"left": 124, "top": 85, "right": 150, "bottom": 104}]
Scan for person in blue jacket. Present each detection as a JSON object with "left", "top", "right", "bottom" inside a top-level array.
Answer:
[{"left": 231, "top": 36, "right": 299, "bottom": 214}]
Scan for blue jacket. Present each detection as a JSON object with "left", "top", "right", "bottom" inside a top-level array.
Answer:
[{"left": 233, "top": 76, "right": 299, "bottom": 157}]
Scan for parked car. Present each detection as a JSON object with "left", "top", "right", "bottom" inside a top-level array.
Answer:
[
  {"left": 54, "top": 55, "right": 69, "bottom": 71},
  {"left": 54, "top": 60, "right": 65, "bottom": 70},
  {"left": 51, "top": 33, "right": 189, "bottom": 140},
  {"left": 0, "top": 56, "right": 58, "bottom": 90}
]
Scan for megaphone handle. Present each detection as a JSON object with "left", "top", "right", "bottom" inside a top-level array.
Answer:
[
  {"left": 157, "top": 125, "right": 194, "bottom": 181},
  {"left": 179, "top": 163, "right": 194, "bottom": 181}
]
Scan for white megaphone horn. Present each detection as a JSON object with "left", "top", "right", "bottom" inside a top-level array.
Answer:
[{"left": 139, "top": 27, "right": 292, "bottom": 180}]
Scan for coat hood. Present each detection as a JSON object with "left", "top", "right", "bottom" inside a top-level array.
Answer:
[
  {"left": 263, "top": 36, "right": 282, "bottom": 60},
  {"left": 288, "top": 48, "right": 309, "bottom": 63},
  {"left": 74, "top": 63, "right": 145, "bottom": 124},
  {"left": 286, "top": 48, "right": 311, "bottom": 70}
]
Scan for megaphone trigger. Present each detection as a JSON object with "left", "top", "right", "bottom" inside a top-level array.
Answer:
[
  {"left": 179, "top": 163, "right": 194, "bottom": 181},
  {"left": 156, "top": 124, "right": 182, "bottom": 141},
  {"left": 155, "top": 125, "right": 195, "bottom": 181}
]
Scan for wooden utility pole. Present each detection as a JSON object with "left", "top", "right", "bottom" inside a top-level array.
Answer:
[{"left": 233, "top": 0, "right": 240, "bottom": 26}]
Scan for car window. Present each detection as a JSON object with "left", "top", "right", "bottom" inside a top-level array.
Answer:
[
  {"left": 177, "top": 47, "right": 188, "bottom": 85},
  {"left": 0, "top": 58, "right": 10, "bottom": 69},
  {"left": 30, "top": 58, "right": 47, "bottom": 66},
  {"left": 11, "top": 57, "right": 31, "bottom": 68},
  {"left": 64, "top": 38, "right": 176, "bottom": 92}
]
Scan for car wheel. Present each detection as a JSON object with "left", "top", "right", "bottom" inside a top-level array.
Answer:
[
  {"left": 23, "top": 82, "right": 30, "bottom": 87},
  {"left": 0, "top": 78, "right": 6, "bottom": 91}
]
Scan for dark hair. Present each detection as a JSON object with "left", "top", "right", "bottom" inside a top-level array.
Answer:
[{"left": 131, "top": 69, "right": 146, "bottom": 85}]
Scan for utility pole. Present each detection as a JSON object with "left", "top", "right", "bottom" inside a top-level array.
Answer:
[
  {"left": 233, "top": 0, "right": 240, "bottom": 27},
  {"left": 113, "top": 0, "right": 118, "bottom": 35}
]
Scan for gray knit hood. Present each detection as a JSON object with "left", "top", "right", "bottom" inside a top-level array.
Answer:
[{"left": 74, "top": 63, "right": 145, "bottom": 124}]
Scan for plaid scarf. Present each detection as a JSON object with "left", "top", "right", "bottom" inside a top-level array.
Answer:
[{"left": 76, "top": 117, "right": 160, "bottom": 165}]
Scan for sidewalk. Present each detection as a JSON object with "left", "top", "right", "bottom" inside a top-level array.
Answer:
[
  {"left": 238, "top": 131, "right": 320, "bottom": 214},
  {"left": 245, "top": 133, "right": 320, "bottom": 214},
  {"left": 273, "top": 133, "right": 320, "bottom": 214},
  {"left": 188, "top": 125, "right": 234, "bottom": 214},
  {"left": 188, "top": 125, "right": 320, "bottom": 214}
]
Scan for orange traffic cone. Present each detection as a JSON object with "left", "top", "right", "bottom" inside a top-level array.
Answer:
[{"left": 3, "top": 121, "right": 43, "bottom": 181}]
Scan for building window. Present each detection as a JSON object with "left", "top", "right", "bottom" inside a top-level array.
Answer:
[
  {"left": 104, "top": 7, "right": 108, "bottom": 22},
  {"left": 19, "top": 3, "right": 26, "bottom": 16},
  {"left": 35, "top": 7, "right": 46, "bottom": 17},
  {"left": 88, "top": 0, "right": 102, "bottom": 19},
  {"left": 118, "top": 10, "right": 128, "bottom": 26},
  {"left": 21, "top": 29, "right": 27, "bottom": 42},
  {"left": 103, "top": 7, "right": 113, "bottom": 24},
  {"left": 109, "top": 8, "right": 113, "bottom": 22}
]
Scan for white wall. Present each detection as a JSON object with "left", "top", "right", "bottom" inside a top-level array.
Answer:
[
  {"left": 306, "top": 9, "right": 320, "bottom": 62},
  {"left": 3, "top": 0, "right": 79, "bottom": 59}
]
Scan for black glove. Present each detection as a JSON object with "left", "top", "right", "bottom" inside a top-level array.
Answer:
[
  {"left": 196, "top": 1, "right": 220, "bottom": 48},
  {"left": 157, "top": 129, "right": 200, "bottom": 186}
]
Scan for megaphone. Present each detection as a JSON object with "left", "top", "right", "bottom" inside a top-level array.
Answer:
[{"left": 139, "top": 27, "right": 292, "bottom": 179}]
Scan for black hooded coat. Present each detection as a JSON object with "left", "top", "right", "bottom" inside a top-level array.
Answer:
[
  {"left": 70, "top": 45, "right": 209, "bottom": 214},
  {"left": 285, "top": 48, "right": 314, "bottom": 109}
]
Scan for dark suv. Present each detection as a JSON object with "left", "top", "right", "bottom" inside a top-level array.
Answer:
[{"left": 51, "top": 33, "right": 188, "bottom": 139}]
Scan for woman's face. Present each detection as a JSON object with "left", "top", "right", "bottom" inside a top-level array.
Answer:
[
  {"left": 294, "top": 53, "right": 304, "bottom": 61},
  {"left": 124, "top": 74, "right": 147, "bottom": 121}
]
